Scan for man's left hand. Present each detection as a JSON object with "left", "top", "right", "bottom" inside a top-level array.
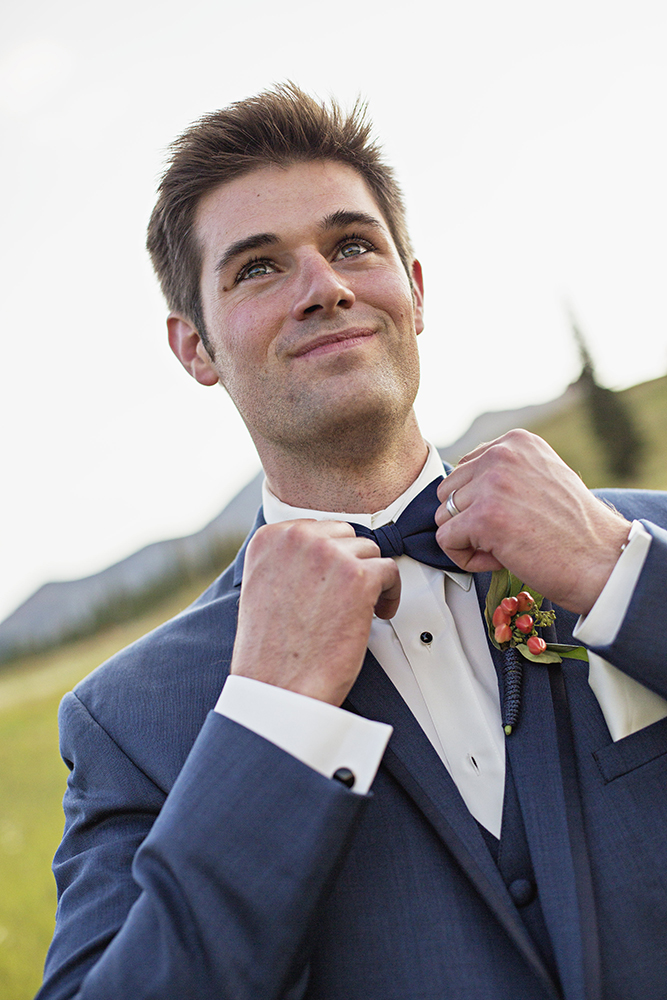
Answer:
[{"left": 434, "top": 429, "right": 631, "bottom": 616}]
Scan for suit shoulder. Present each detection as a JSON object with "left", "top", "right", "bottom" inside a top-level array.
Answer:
[
  {"left": 69, "top": 562, "right": 240, "bottom": 776},
  {"left": 592, "top": 488, "right": 667, "bottom": 528}
]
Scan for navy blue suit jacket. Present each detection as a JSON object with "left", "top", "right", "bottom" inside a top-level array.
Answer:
[{"left": 38, "top": 490, "right": 667, "bottom": 1000}]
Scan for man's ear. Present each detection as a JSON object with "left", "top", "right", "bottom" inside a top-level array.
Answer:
[
  {"left": 411, "top": 259, "right": 425, "bottom": 335},
  {"left": 167, "top": 314, "right": 219, "bottom": 386}
]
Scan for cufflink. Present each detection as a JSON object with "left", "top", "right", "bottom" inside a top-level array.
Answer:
[{"left": 332, "top": 767, "right": 355, "bottom": 789}]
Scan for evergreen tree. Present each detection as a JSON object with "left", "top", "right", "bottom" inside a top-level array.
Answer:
[{"left": 570, "top": 314, "right": 645, "bottom": 481}]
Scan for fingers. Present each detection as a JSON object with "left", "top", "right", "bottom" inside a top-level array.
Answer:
[
  {"left": 247, "top": 518, "right": 401, "bottom": 619},
  {"left": 435, "top": 467, "right": 474, "bottom": 519},
  {"left": 432, "top": 428, "right": 633, "bottom": 612},
  {"left": 432, "top": 532, "right": 504, "bottom": 574},
  {"left": 434, "top": 483, "right": 472, "bottom": 526},
  {"left": 434, "top": 428, "right": 542, "bottom": 526},
  {"left": 373, "top": 562, "right": 402, "bottom": 620},
  {"left": 453, "top": 437, "right": 496, "bottom": 465},
  {"left": 234, "top": 518, "right": 403, "bottom": 705},
  {"left": 435, "top": 429, "right": 542, "bottom": 513},
  {"left": 307, "top": 524, "right": 401, "bottom": 619}
]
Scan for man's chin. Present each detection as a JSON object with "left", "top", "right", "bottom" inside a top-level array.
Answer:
[{"left": 277, "top": 394, "right": 415, "bottom": 460}]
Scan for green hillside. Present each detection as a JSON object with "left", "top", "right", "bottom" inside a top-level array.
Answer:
[
  {"left": 3, "top": 374, "right": 666, "bottom": 999},
  {"left": 531, "top": 374, "right": 667, "bottom": 491}
]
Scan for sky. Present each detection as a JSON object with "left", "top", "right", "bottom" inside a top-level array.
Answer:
[{"left": 2, "top": 0, "right": 667, "bottom": 624}]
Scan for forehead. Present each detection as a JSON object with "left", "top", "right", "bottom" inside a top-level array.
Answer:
[{"left": 195, "top": 160, "right": 389, "bottom": 260}]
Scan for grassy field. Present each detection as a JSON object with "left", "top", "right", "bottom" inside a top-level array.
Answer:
[
  {"left": 2, "top": 374, "right": 666, "bottom": 998},
  {"left": 0, "top": 574, "right": 229, "bottom": 1000}
]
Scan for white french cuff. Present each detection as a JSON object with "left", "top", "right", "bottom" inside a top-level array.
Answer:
[
  {"left": 216, "top": 675, "right": 393, "bottom": 794},
  {"left": 573, "top": 520, "right": 652, "bottom": 648},
  {"left": 572, "top": 520, "right": 667, "bottom": 741}
]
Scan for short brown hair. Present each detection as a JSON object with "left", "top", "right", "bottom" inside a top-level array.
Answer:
[{"left": 146, "top": 82, "right": 414, "bottom": 348}]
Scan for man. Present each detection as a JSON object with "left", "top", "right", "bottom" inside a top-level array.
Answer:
[{"left": 38, "top": 85, "right": 667, "bottom": 1000}]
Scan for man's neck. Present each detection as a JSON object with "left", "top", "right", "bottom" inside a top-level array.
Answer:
[{"left": 258, "top": 418, "right": 429, "bottom": 514}]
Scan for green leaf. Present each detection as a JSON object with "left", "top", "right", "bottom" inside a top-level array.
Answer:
[
  {"left": 547, "top": 644, "right": 589, "bottom": 662},
  {"left": 515, "top": 643, "right": 563, "bottom": 664}
]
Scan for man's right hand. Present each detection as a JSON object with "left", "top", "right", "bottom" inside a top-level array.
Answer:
[{"left": 230, "top": 520, "right": 401, "bottom": 707}]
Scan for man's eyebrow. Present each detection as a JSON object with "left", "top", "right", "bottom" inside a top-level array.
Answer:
[
  {"left": 214, "top": 232, "right": 278, "bottom": 274},
  {"left": 321, "top": 210, "right": 386, "bottom": 232},
  {"left": 213, "top": 211, "right": 385, "bottom": 275}
]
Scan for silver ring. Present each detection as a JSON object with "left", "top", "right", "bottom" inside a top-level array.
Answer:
[{"left": 445, "top": 490, "right": 461, "bottom": 518}]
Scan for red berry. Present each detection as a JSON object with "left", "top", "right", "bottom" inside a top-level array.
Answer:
[
  {"left": 515, "top": 614, "right": 534, "bottom": 634},
  {"left": 492, "top": 606, "right": 510, "bottom": 627},
  {"left": 516, "top": 591, "right": 534, "bottom": 613},
  {"left": 495, "top": 623, "right": 512, "bottom": 643},
  {"left": 527, "top": 636, "right": 547, "bottom": 655},
  {"left": 501, "top": 596, "right": 519, "bottom": 615}
]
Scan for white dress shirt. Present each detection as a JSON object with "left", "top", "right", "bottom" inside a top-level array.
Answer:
[{"left": 218, "top": 444, "right": 667, "bottom": 837}]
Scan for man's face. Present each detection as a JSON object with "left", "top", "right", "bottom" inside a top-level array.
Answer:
[{"left": 172, "top": 160, "right": 424, "bottom": 459}]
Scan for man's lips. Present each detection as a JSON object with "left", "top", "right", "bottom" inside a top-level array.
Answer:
[{"left": 289, "top": 328, "right": 376, "bottom": 359}]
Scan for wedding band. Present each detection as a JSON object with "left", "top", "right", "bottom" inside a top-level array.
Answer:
[{"left": 445, "top": 490, "right": 461, "bottom": 518}]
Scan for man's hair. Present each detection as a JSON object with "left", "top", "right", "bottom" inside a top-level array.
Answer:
[{"left": 146, "top": 82, "right": 414, "bottom": 348}]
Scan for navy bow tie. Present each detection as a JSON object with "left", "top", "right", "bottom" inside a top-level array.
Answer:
[{"left": 349, "top": 478, "right": 466, "bottom": 573}]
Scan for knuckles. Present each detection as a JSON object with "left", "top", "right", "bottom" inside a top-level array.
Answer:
[
  {"left": 501, "top": 427, "right": 538, "bottom": 448},
  {"left": 244, "top": 519, "right": 384, "bottom": 601},
  {"left": 247, "top": 519, "right": 352, "bottom": 559},
  {"left": 481, "top": 432, "right": 536, "bottom": 473}
]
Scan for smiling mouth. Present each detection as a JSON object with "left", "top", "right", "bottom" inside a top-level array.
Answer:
[{"left": 290, "top": 329, "right": 376, "bottom": 359}]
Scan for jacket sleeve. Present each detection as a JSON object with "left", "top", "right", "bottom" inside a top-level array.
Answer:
[
  {"left": 586, "top": 517, "right": 667, "bottom": 700},
  {"left": 38, "top": 693, "right": 368, "bottom": 1000}
]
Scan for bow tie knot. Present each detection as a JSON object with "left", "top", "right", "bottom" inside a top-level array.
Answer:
[{"left": 370, "top": 522, "right": 406, "bottom": 559}]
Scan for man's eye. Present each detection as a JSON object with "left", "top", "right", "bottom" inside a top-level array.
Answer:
[
  {"left": 236, "top": 258, "right": 276, "bottom": 282},
  {"left": 336, "top": 237, "right": 374, "bottom": 260}
]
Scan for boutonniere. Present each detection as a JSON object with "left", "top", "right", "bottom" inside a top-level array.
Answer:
[{"left": 484, "top": 569, "right": 588, "bottom": 735}]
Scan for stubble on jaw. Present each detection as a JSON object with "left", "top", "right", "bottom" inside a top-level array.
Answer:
[
  {"left": 243, "top": 345, "right": 419, "bottom": 455},
  {"left": 224, "top": 351, "right": 426, "bottom": 513}
]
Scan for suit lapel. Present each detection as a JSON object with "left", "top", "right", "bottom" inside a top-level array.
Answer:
[
  {"left": 504, "top": 654, "right": 588, "bottom": 1000},
  {"left": 232, "top": 508, "right": 266, "bottom": 586},
  {"left": 345, "top": 649, "right": 560, "bottom": 999},
  {"left": 476, "top": 577, "right": 589, "bottom": 1000}
]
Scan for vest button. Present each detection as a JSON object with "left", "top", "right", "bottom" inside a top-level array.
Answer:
[
  {"left": 508, "top": 878, "right": 536, "bottom": 907},
  {"left": 420, "top": 631, "right": 434, "bottom": 644}
]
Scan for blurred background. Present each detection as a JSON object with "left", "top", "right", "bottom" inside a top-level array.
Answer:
[{"left": 2, "top": 0, "right": 667, "bottom": 995}]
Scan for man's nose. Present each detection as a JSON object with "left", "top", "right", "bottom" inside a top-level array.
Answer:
[{"left": 290, "top": 255, "right": 356, "bottom": 320}]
